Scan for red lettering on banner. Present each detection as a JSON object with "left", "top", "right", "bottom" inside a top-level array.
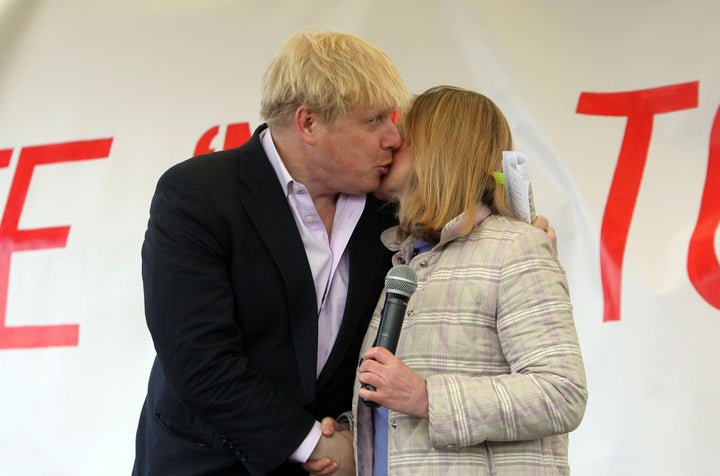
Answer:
[
  {"left": 194, "top": 122, "right": 251, "bottom": 156},
  {"left": 0, "top": 149, "right": 12, "bottom": 168},
  {"left": 0, "top": 138, "right": 113, "bottom": 350},
  {"left": 577, "top": 81, "right": 699, "bottom": 322},
  {"left": 688, "top": 106, "right": 720, "bottom": 309}
]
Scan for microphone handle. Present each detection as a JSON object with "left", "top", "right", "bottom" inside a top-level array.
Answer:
[
  {"left": 373, "top": 294, "right": 408, "bottom": 352},
  {"left": 362, "top": 294, "right": 409, "bottom": 408},
  {"left": 362, "top": 387, "right": 380, "bottom": 408}
]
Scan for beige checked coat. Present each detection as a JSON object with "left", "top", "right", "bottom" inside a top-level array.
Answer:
[{"left": 352, "top": 208, "right": 588, "bottom": 475}]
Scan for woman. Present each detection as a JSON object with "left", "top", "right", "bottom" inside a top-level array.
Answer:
[
  {"left": 305, "top": 85, "right": 586, "bottom": 475},
  {"left": 352, "top": 86, "right": 588, "bottom": 475}
]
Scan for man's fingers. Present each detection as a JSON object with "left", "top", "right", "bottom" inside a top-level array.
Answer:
[
  {"left": 320, "top": 417, "right": 337, "bottom": 437},
  {"left": 531, "top": 214, "right": 549, "bottom": 231},
  {"left": 302, "top": 458, "right": 337, "bottom": 475}
]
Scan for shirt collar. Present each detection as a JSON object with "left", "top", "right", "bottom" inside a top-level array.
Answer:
[{"left": 260, "top": 128, "right": 295, "bottom": 197}]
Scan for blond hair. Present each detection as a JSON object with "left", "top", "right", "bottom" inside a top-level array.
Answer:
[
  {"left": 261, "top": 30, "right": 410, "bottom": 127},
  {"left": 397, "top": 86, "right": 513, "bottom": 242}
]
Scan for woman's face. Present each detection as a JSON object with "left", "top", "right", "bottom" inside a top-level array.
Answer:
[{"left": 374, "top": 138, "right": 412, "bottom": 201}]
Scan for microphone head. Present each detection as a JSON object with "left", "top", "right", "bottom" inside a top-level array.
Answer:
[{"left": 384, "top": 265, "right": 418, "bottom": 298}]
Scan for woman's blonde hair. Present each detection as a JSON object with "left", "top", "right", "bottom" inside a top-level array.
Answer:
[
  {"left": 397, "top": 86, "right": 513, "bottom": 242},
  {"left": 261, "top": 31, "right": 410, "bottom": 127}
]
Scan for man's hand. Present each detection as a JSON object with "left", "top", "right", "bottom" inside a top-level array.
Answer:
[
  {"left": 318, "top": 416, "right": 350, "bottom": 437},
  {"left": 532, "top": 214, "right": 557, "bottom": 254},
  {"left": 302, "top": 417, "right": 355, "bottom": 476}
]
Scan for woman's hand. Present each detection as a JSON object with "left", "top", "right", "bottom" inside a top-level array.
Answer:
[{"left": 358, "top": 347, "right": 429, "bottom": 418}]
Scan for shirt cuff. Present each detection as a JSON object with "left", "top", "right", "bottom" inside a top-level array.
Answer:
[{"left": 289, "top": 420, "right": 322, "bottom": 463}]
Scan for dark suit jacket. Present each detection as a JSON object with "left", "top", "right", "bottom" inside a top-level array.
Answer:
[{"left": 133, "top": 125, "right": 395, "bottom": 475}]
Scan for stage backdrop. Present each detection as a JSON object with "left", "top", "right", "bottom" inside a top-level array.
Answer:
[{"left": 0, "top": 1, "right": 718, "bottom": 475}]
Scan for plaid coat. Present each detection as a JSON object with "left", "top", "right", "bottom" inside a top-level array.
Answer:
[{"left": 352, "top": 208, "right": 588, "bottom": 475}]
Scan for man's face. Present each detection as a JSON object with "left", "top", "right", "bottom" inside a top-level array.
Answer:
[{"left": 310, "top": 106, "right": 401, "bottom": 196}]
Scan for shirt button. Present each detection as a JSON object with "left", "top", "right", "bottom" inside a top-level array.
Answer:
[
  {"left": 419, "top": 260, "right": 428, "bottom": 267},
  {"left": 305, "top": 215, "right": 316, "bottom": 222},
  {"left": 391, "top": 421, "right": 397, "bottom": 429}
]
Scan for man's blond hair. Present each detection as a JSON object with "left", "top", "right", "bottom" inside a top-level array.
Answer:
[{"left": 261, "top": 31, "right": 410, "bottom": 127}]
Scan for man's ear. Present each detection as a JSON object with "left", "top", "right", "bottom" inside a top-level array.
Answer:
[{"left": 295, "top": 106, "right": 318, "bottom": 145}]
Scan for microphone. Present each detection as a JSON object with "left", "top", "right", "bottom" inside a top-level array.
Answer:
[{"left": 363, "top": 264, "right": 418, "bottom": 408}]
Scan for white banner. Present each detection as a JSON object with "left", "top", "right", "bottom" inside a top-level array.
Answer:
[{"left": 0, "top": 1, "right": 718, "bottom": 474}]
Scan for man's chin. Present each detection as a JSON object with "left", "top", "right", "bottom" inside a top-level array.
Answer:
[{"left": 373, "top": 188, "right": 395, "bottom": 201}]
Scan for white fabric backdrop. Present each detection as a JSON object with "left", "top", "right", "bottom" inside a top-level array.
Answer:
[{"left": 0, "top": 1, "right": 718, "bottom": 474}]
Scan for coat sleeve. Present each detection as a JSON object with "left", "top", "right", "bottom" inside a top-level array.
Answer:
[
  {"left": 426, "top": 226, "right": 588, "bottom": 448},
  {"left": 142, "top": 163, "right": 315, "bottom": 473}
]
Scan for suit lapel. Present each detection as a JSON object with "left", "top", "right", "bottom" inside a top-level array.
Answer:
[
  {"left": 317, "top": 199, "right": 393, "bottom": 386},
  {"left": 237, "top": 127, "right": 318, "bottom": 402}
]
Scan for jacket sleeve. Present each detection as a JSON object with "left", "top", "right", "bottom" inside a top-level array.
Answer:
[{"left": 426, "top": 226, "right": 588, "bottom": 448}]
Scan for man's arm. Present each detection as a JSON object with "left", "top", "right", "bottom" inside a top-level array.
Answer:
[{"left": 143, "top": 163, "right": 315, "bottom": 473}]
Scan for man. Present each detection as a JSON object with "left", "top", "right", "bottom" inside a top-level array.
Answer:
[{"left": 132, "top": 30, "right": 410, "bottom": 475}]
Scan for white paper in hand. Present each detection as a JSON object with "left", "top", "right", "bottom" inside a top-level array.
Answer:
[{"left": 501, "top": 151, "right": 536, "bottom": 224}]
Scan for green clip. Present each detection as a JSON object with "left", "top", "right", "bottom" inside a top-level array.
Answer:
[{"left": 492, "top": 171, "right": 505, "bottom": 184}]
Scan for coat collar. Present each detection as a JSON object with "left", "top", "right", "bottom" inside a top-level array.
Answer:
[{"left": 381, "top": 205, "right": 493, "bottom": 264}]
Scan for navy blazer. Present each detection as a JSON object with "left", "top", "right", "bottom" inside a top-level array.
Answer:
[{"left": 133, "top": 125, "right": 395, "bottom": 475}]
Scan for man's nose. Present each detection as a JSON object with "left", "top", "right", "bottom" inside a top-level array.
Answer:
[{"left": 382, "top": 121, "right": 402, "bottom": 150}]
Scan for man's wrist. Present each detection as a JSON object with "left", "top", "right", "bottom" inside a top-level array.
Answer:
[{"left": 289, "top": 421, "right": 322, "bottom": 463}]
